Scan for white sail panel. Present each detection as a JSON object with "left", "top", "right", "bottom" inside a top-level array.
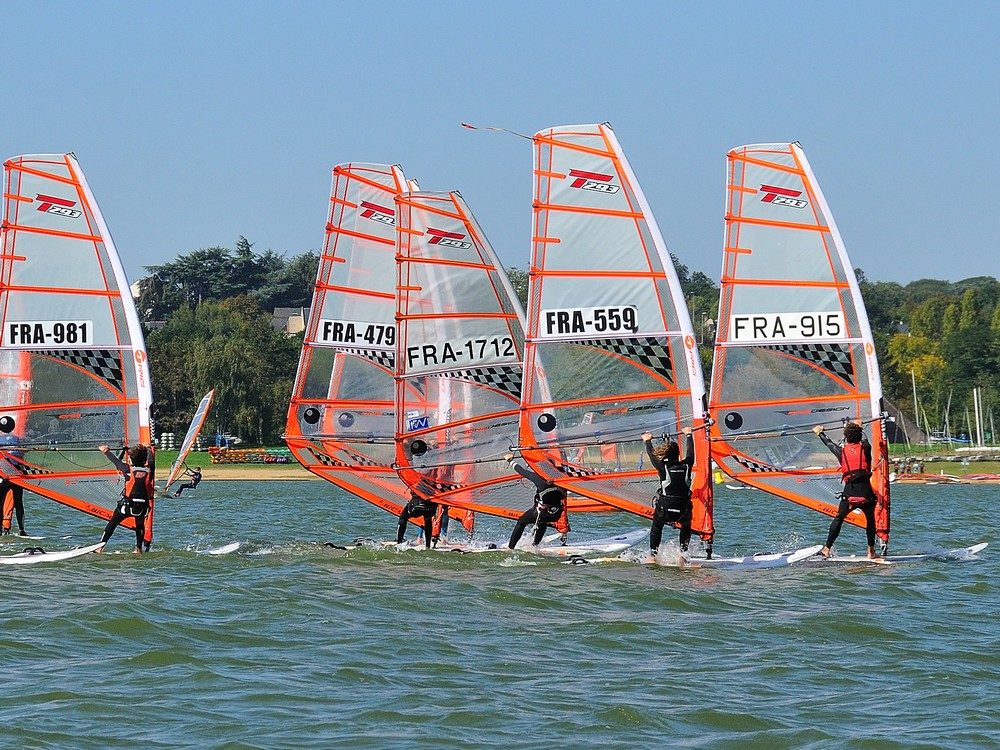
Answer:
[
  {"left": 165, "top": 389, "right": 214, "bottom": 489},
  {"left": 0, "top": 154, "right": 152, "bottom": 526},
  {"left": 521, "top": 124, "right": 712, "bottom": 535}
]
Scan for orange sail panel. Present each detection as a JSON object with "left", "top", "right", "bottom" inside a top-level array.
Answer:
[
  {"left": 284, "top": 163, "right": 414, "bottom": 516},
  {"left": 520, "top": 124, "right": 712, "bottom": 536},
  {"left": 709, "top": 142, "right": 890, "bottom": 545},
  {"left": 0, "top": 154, "right": 153, "bottom": 528},
  {"left": 394, "top": 191, "right": 532, "bottom": 519},
  {"left": 164, "top": 389, "right": 214, "bottom": 489}
]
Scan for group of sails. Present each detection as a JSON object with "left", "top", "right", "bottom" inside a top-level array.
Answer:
[
  {"left": 0, "top": 129, "right": 891, "bottom": 561},
  {"left": 283, "top": 125, "right": 890, "bottom": 559}
]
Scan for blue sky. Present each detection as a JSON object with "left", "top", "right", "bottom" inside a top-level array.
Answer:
[{"left": 3, "top": 1, "right": 997, "bottom": 284}]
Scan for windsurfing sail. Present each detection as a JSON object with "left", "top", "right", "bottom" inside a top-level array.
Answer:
[
  {"left": 708, "top": 142, "right": 889, "bottom": 548},
  {"left": 0, "top": 154, "right": 153, "bottom": 529},
  {"left": 284, "top": 163, "right": 416, "bottom": 517},
  {"left": 519, "top": 123, "right": 713, "bottom": 538},
  {"left": 164, "top": 388, "right": 214, "bottom": 489},
  {"left": 394, "top": 190, "right": 538, "bottom": 518}
]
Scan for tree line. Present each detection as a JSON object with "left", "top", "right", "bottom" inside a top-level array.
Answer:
[{"left": 138, "top": 240, "right": 999, "bottom": 445}]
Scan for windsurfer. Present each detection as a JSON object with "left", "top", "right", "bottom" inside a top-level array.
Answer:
[
  {"left": 173, "top": 467, "right": 202, "bottom": 497},
  {"left": 505, "top": 452, "right": 569, "bottom": 549},
  {"left": 0, "top": 479, "right": 25, "bottom": 536},
  {"left": 395, "top": 491, "right": 437, "bottom": 549},
  {"left": 96, "top": 444, "right": 155, "bottom": 554},
  {"left": 643, "top": 427, "right": 694, "bottom": 555},
  {"left": 813, "top": 422, "right": 880, "bottom": 559}
]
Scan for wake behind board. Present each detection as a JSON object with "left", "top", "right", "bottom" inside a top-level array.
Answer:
[
  {"left": 807, "top": 542, "right": 988, "bottom": 566},
  {"left": 330, "top": 529, "right": 648, "bottom": 557},
  {"left": 572, "top": 544, "right": 823, "bottom": 569},
  {"left": 0, "top": 542, "right": 104, "bottom": 565}
]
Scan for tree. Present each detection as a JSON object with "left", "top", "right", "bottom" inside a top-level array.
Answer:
[{"left": 147, "top": 297, "right": 299, "bottom": 444}]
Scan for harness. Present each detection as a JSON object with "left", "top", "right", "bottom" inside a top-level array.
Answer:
[{"left": 122, "top": 465, "right": 154, "bottom": 517}]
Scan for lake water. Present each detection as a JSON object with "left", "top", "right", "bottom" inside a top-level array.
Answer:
[{"left": 1, "top": 481, "right": 997, "bottom": 749}]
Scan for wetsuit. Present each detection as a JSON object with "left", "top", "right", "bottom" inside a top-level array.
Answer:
[
  {"left": 100, "top": 450, "right": 154, "bottom": 551},
  {"left": 0, "top": 479, "right": 25, "bottom": 536},
  {"left": 819, "top": 433, "right": 876, "bottom": 550},
  {"left": 174, "top": 468, "right": 202, "bottom": 497},
  {"left": 645, "top": 434, "right": 694, "bottom": 552},
  {"left": 507, "top": 459, "right": 566, "bottom": 549},
  {"left": 396, "top": 494, "right": 437, "bottom": 548}
]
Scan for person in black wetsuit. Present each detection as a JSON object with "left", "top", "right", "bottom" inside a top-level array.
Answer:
[
  {"left": 396, "top": 491, "right": 437, "bottom": 549},
  {"left": 505, "top": 452, "right": 567, "bottom": 549},
  {"left": 96, "top": 444, "right": 155, "bottom": 554},
  {"left": 173, "top": 467, "right": 202, "bottom": 497},
  {"left": 813, "top": 421, "right": 880, "bottom": 559},
  {"left": 643, "top": 427, "right": 694, "bottom": 555}
]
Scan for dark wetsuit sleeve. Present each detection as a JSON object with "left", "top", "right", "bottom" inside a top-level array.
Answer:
[
  {"left": 147, "top": 450, "right": 155, "bottom": 484},
  {"left": 643, "top": 440, "right": 666, "bottom": 480},
  {"left": 818, "top": 433, "right": 843, "bottom": 462},
  {"left": 681, "top": 434, "right": 695, "bottom": 469},
  {"left": 510, "top": 460, "right": 550, "bottom": 492},
  {"left": 862, "top": 440, "right": 872, "bottom": 468},
  {"left": 105, "top": 451, "right": 129, "bottom": 476}
]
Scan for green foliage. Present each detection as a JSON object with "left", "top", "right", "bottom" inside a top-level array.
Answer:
[
  {"left": 147, "top": 297, "right": 299, "bottom": 444},
  {"left": 137, "top": 237, "right": 317, "bottom": 320}
]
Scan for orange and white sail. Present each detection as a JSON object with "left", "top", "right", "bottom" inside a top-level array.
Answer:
[
  {"left": 519, "top": 123, "right": 713, "bottom": 537},
  {"left": 164, "top": 389, "right": 214, "bottom": 489},
  {"left": 0, "top": 154, "right": 153, "bottom": 528},
  {"left": 709, "top": 142, "right": 889, "bottom": 547},
  {"left": 284, "top": 163, "right": 416, "bottom": 516},
  {"left": 394, "top": 191, "right": 536, "bottom": 518}
]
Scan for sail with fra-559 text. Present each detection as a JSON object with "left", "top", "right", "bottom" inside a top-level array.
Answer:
[{"left": 518, "top": 123, "right": 713, "bottom": 539}]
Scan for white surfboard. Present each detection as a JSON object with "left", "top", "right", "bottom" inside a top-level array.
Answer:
[
  {"left": 573, "top": 544, "right": 824, "bottom": 569},
  {"left": 205, "top": 542, "right": 241, "bottom": 556},
  {"left": 808, "top": 542, "right": 988, "bottom": 565},
  {"left": 332, "top": 529, "right": 649, "bottom": 557},
  {"left": 0, "top": 542, "right": 104, "bottom": 565}
]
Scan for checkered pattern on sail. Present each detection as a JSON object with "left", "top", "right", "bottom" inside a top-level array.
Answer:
[
  {"left": 34, "top": 349, "right": 124, "bottom": 393},
  {"left": 733, "top": 455, "right": 779, "bottom": 473},
  {"left": 341, "top": 348, "right": 394, "bottom": 370},
  {"left": 554, "top": 461, "right": 602, "bottom": 478},
  {"left": 429, "top": 366, "right": 522, "bottom": 400},
  {"left": 4, "top": 455, "right": 53, "bottom": 475},
  {"left": 308, "top": 445, "right": 385, "bottom": 469},
  {"left": 577, "top": 337, "right": 674, "bottom": 383},
  {"left": 763, "top": 343, "right": 854, "bottom": 387}
]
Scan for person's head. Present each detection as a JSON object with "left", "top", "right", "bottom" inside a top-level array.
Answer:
[
  {"left": 128, "top": 445, "right": 149, "bottom": 466},
  {"left": 843, "top": 423, "right": 863, "bottom": 444},
  {"left": 653, "top": 440, "right": 680, "bottom": 463}
]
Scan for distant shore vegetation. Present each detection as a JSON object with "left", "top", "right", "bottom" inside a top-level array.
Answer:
[{"left": 136, "top": 239, "right": 999, "bottom": 446}]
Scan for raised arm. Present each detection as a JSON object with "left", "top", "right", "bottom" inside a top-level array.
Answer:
[
  {"left": 98, "top": 445, "right": 129, "bottom": 475},
  {"left": 505, "top": 453, "right": 550, "bottom": 491},
  {"left": 681, "top": 429, "right": 695, "bottom": 468},
  {"left": 812, "top": 426, "right": 842, "bottom": 461},
  {"left": 641, "top": 432, "right": 665, "bottom": 476}
]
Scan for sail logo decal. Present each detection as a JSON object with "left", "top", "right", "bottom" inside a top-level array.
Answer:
[
  {"left": 567, "top": 169, "right": 620, "bottom": 194},
  {"left": 426, "top": 228, "right": 472, "bottom": 249},
  {"left": 35, "top": 194, "right": 82, "bottom": 219},
  {"left": 759, "top": 184, "right": 807, "bottom": 209},
  {"left": 406, "top": 415, "right": 430, "bottom": 431},
  {"left": 541, "top": 306, "right": 638, "bottom": 336},
  {"left": 358, "top": 200, "right": 395, "bottom": 225}
]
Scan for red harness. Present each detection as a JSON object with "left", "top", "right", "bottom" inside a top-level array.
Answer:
[{"left": 124, "top": 466, "right": 154, "bottom": 500}]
